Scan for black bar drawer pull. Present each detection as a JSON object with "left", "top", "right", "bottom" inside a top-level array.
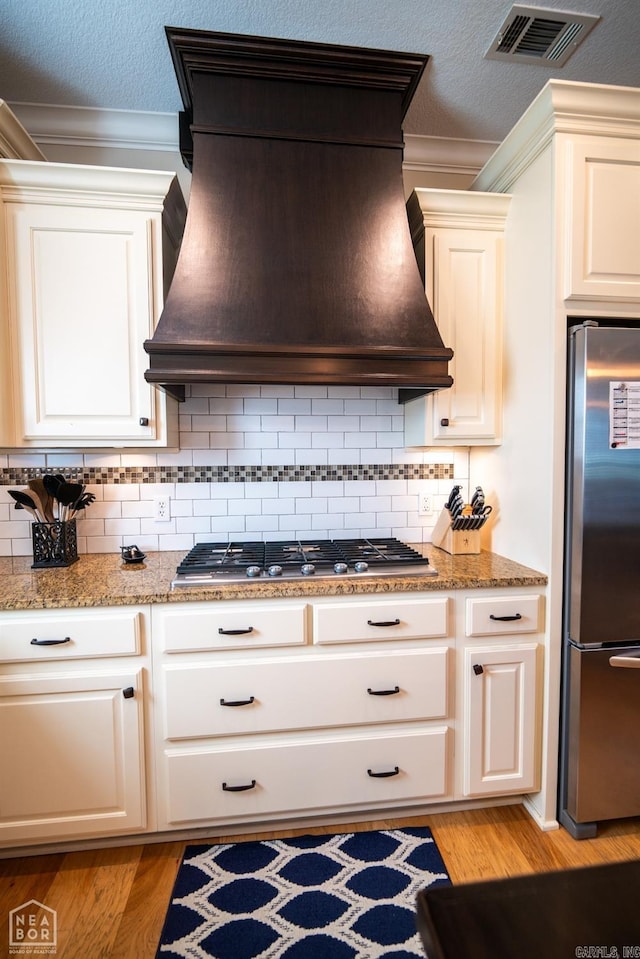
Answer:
[
  {"left": 367, "top": 618, "right": 400, "bottom": 627},
  {"left": 367, "top": 686, "right": 400, "bottom": 696},
  {"left": 31, "top": 637, "right": 71, "bottom": 646},
  {"left": 222, "top": 780, "right": 257, "bottom": 792},
  {"left": 367, "top": 766, "right": 400, "bottom": 778},
  {"left": 489, "top": 613, "right": 522, "bottom": 622},
  {"left": 218, "top": 627, "right": 254, "bottom": 635},
  {"left": 220, "top": 696, "right": 255, "bottom": 707}
]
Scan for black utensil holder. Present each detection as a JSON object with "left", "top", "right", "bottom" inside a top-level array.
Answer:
[{"left": 32, "top": 520, "right": 79, "bottom": 568}]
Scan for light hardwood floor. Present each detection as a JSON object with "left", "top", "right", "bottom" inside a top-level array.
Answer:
[{"left": 2, "top": 804, "right": 640, "bottom": 959}]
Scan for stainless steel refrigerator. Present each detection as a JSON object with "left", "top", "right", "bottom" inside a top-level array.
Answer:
[{"left": 560, "top": 322, "right": 640, "bottom": 839}]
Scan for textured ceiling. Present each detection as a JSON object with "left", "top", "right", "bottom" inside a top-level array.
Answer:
[{"left": 1, "top": 0, "right": 638, "bottom": 143}]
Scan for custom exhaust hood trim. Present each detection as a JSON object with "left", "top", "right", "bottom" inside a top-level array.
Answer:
[{"left": 144, "top": 27, "right": 453, "bottom": 401}]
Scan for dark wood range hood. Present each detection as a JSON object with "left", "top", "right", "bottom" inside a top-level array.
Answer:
[{"left": 144, "top": 27, "right": 453, "bottom": 402}]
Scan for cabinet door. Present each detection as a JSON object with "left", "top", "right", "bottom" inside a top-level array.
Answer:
[
  {"left": 405, "top": 223, "right": 504, "bottom": 446},
  {"left": 462, "top": 643, "right": 539, "bottom": 797},
  {"left": 0, "top": 669, "right": 146, "bottom": 845},
  {"left": 565, "top": 136, "right": 640, "bottom": 301},
  {"left": 5, "top": 201, "right": 165, "bottom": 444}
]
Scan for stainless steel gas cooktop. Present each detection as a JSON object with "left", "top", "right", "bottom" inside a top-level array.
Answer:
[{"left": 171, "top": 537, "right": 437, "bottom": 588}]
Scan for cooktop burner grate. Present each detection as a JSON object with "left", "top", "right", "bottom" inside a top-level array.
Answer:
[{"left": 172, "top": 537, "right": 436, "bottom": 587}]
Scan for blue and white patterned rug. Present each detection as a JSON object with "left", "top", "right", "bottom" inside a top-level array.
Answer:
[{"left": 156, "top": 827, "right": 450, "bottom": 959}]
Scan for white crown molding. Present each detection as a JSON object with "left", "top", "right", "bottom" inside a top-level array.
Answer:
[
  {"left": 403, "top": 134, "right": 498, "bottom": 175},
  {"left": 0, "top": 158, "right": 178, "bottom": 210},
  {"left": 8, "top": 102, "right": 179, "bottom": 153},
  {"left": 0, "top": 100, "right": 46, "bottom": 160},
  {"left": 473, "top": 79, "right": 640, "bottom": 194},
  {"left": 9, "top": 101, "right": 497, "bottom": 175},
  {"left": 409, "top": 187, "right": 512, "bottom": 231}
]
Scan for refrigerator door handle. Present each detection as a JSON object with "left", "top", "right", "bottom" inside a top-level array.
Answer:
[{"left": 609, "top": 654, "right": 640, "bottom": 669}]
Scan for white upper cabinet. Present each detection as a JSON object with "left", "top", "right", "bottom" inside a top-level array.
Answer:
[
  {"left": 405, "top": 189, "right": 510, "bottom": 447},
  {"left": 564, "top": 135, "right": 640, "bottom": 301},
  {"left": 0, "top": 160, "right": 185, "bottom": 448}
]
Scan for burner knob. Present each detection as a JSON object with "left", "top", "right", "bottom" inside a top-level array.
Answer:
[
  {"left": 267, "top": 564, "right": 283, "bottom": 577},
  {"left": 354, "top": 561, "right": 369, "bottom": 573},
  {"left": 246, "top": 565, "right": 262, "bottom": 578},
  {"left": 333, "top": 562, "right": 348, "bottom": 575},
  {"left": 301, "top": 563, "right": 315, "bottom": 576}
]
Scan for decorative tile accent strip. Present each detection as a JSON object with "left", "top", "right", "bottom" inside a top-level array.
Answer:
[{"left": 0, "top": 463, "right": 453, "bottom": 486}]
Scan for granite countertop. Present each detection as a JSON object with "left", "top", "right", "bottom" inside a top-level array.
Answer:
[{"left": 0, "top": 546, "right": 547, "bottom": 611}]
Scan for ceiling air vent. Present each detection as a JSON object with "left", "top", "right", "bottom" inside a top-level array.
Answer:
[{"left": 485, "top": 5, "right": 600, "bottom": 67}]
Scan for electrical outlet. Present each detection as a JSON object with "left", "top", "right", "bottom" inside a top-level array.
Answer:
[
  {"left": 153, "top": 495, "right": 171, "bottom": 522},
  {"left": 419, "top": 491, "right": 433, "bottom": 516}
]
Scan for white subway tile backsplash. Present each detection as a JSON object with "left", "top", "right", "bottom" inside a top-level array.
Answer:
[
  {"left": 296, "top": 449, "right": 327, "bottom": 465},
  {"left": 0, "top": 385, "right": 464, "bottom": 555},
  {"left": 311, "top": 432, "right": 345, "bottom": 450},
  {"left": 229, "top": 499, "right": 261, "bottom": 515},
  {"left": 296, "top": 497, "right": 328, "bottom": 515},
  {"left": 243, "top": 399, "right": 278, "bottom": 415},
  {"left": 295, "top": 415, "right": 326, "bottom": 432},
  {"left": 226, "top": 385, "right": 261, "bottom": 397},
  {"left": 208, "top": 432, "right": 244, "bottom": 450},
  {"left": 245, "top": 433, "right": 278, "bottom": 449},
  {"left": 329, "top": 496, "right": 359, "bottom": 514},
  {"left": 181, "top": 395, "right": 210, "bottom": 414},
  {"left": 327, "top": 416, "right": 360, "bottom": 432},
  {"left": 245, "top": 515, "right": 279, "bottom": 532},
  {"left": 328, "top": 449, "right": 360, "bottom": 465},
  {"left": 262, "top": 415, "right": 293, "bottom": 432},
  {"left": 191, "top": 383, "right": 226, "bottom": 397},
  {"left": 228, "top": 449, "right": 262, "bottom": 466},
  {"left": 360, "top": 415, "right": 391, "bottom": 432},
  {"left": 177, "top": 516, "right": 212, "bottom": 534},
  {"left": 105, "top": 518, "right": 141, "bottom": 537},
  {"left": 261, "top": 385, "right": 294, "bottom": 398},
  {"left": 294, "top": 386, "right": 328, "bottom": 398},
  {"left": 227, "top": 414, "right": 262, "bottom": 431},
  {"left": 278, "top": 431, "right": 311, "bottom": 449},
  {"left": 191, "top": 415, "right": 228, "bottom": 431},
  {"left": 179, "top": 432, "right": 211, "bottom": 449},
  {"left": 192, "top": 450, "right": 226, "bottom": 466},
  {"left": 277, "top": 398, "right": 311, "bottom": 415},
  {"left": 311, "top": 399, "right": 345, "bottom": 415},
  {"left": 193, "top": 500, "right": 228, "bottom": 517},
  {"left": 262, "top": 498, "right": 295, "bottom": 515},
  {"left": 262, "top": 449, "right": 296, "bottom": 466}
]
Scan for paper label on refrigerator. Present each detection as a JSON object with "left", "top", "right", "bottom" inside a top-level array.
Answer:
[{"left": 610, "top": 381, "right": 640, "bottom": 448}]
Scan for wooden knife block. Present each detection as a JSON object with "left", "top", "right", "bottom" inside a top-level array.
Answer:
[{"left": 431, "top": 508, "right": 481, "bottom": 555}]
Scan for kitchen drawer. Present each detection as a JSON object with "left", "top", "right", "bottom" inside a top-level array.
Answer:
[
  {"left": 162, "top": 647, "right": 450, "bottom": 739},
  {"left": 313, "top": 597, "right": 449, "bottom": 645},
  {"left": 156, "top": 603, "right": 308, "bottom": 652},
  {"left": 465, "top": 595, "right": 541, "bottom": 637},
  {"left": 0, "top": 608, "right": 141, "bottom": 663},
  {"left": 161, "top": 725, "right": 450, "bottom": 825}
]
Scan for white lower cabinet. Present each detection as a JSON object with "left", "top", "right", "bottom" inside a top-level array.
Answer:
[
  {"left": 0, "top": 607, "right": 150, "bottom": 848},
  {"left": 0, "top": 585, "right": 545, "bottom": 849},
  {"left": 153, "top": 597, "right": 455, "bottom": 830},
  {"left": 461, "top": 593, "right": 543, "bottom": 798},
  {"left": 164, "top": 727, "right": 450, "bottom": 826}
]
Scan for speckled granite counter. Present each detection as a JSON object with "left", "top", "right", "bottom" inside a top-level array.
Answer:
[{"left": 0, "top": 546, "right": 546, "bottom": 611}]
